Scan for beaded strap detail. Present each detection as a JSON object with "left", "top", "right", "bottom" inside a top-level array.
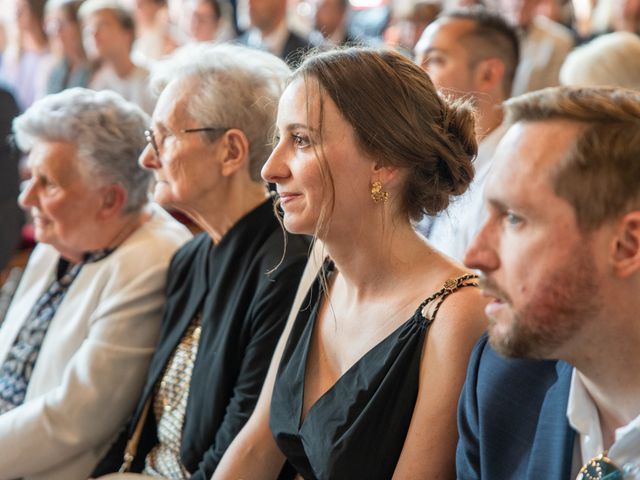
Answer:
[{"left": 418, "top": 273, "right": 479, "bottom": 324}]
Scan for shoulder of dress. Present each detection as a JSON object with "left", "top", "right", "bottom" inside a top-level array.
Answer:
[{"left": 418, "top": 273, "right": 480, "bottom": 324}]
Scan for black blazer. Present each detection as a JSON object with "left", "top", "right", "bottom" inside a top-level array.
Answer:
[
  {"left": 456, "top": 334, "right": 576, "bottom": 479},
  {"left": 94, "top": 200, "right": 309, "bottom": 479},
  {"left": 282, "top": 31, "right": 312, "bottom": 67},
  {"left": 0, "top": 83, "right": 22, "bottom": 270}
]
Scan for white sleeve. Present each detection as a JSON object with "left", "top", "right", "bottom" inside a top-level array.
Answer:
[{"left": 0, "top": 254, "right": 168, "bottom": 479}]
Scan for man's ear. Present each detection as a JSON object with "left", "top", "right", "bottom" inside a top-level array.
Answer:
[
  {"left": 611, "top": 211, "right": 640, "bottom": 278},
  {"left": 99, "top": 183, "right": 127, "bottom": 220},
  {"left": 220, "top": 129, "right": 250, "bottom": 177},
  {"left": 473, "top": 57, "right": 505, "bottom": 94}
]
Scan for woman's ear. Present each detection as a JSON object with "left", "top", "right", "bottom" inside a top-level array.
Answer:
[
  {"left": 99, "top": 184, "right": 127, "bottom": 220},
  {"left": 220, "top": 129, "right": 250, "bottom": 177},
  {"left": 370, "top": 162, "right": 400, "bottom": 186},
  {"left": 611, "top": 211, "right": 640, "bottom": 278}
]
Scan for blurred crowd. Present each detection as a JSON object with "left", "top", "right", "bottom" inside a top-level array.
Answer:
[
  {"left": 0, "top": 0, "right": 636, "bottom": 274},
  {"left": 0, "top": 0, "right": 638, "bottom": 479},
  {"left": 0, "top": 0, "right": 638, "bottom": 112}
]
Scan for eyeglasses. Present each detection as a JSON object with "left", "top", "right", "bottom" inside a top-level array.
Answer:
[
  {"left": 144, "top": 127, "right": 230, "bottom": 158},
  {"left": 576, "top": 452, "right": 623, "bottom": 480}
]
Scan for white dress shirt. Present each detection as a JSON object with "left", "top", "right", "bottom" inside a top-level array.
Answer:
[
  {"left": 567, "top": 368, "right": 640, "bottom": 479},
  {"left": 419, "top": 122, "right": 509, "bottom": 262}
]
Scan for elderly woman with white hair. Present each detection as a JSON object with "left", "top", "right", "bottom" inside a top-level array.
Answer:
[
  {"left": 0, "top": 88, "right": 191, "bottom": 480},
  {"left": 92, "top": 44, "right": 309, "bottom": 479}
]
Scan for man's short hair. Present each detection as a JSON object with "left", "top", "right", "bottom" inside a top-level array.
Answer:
[
  {"left": 439, "top": 6, "right": 519, "bottom": 97},
  {"left": 505, "top": 86, "right": 640, "bottom": 231}
]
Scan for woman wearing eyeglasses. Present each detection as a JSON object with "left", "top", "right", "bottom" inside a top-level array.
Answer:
[{"left": 92, "top": 44, "right": 309, "bottom": 479}]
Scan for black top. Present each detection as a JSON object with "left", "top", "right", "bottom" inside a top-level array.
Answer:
[
  {"left": 0, "top": 82, "right": 22, "bottom": 270},
  {"left": 93, "top": 199, "right": 309, "bottom": 479},
  {"left": 270, "top": 262, "right": 478, "bottom": 479}
]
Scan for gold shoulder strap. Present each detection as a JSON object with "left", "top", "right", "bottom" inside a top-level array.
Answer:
[
  {"left": 419, "top": 273, "right": 479, "bottom": 323},
  {"left": 118, "top": 397, "right": 152, "bottom": 473}
]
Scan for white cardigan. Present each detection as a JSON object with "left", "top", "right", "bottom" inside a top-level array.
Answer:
[{"left": 0, "top": 206, "right": 191, "bottom": 480}]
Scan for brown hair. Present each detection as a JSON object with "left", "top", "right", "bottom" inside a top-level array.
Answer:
[
  {"left": 293, "top": 47, "right": 477, "bottom": 222},
  {"left": 202, "top": 0, "right": 222, "bottom": 20},
  {"left": 79, "top": 1, "right": 136, "bottom": 38},
  {"left": 505, "top": 86, "right": 640, "bottom": 231},
  {"left": 23, "top": 0, "right": 49, "bottom": 46},
  {"left": 26, "top": 0, "right": 48, "bottom": 26}
]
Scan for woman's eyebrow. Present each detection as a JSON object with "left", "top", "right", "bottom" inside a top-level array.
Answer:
[{"left": 285, "top": 123, "right": 319, "bottom": 133}]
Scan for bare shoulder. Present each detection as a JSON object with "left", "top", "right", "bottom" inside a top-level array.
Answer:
[
  {"left": 423, "top": 273, "right": 488, "bottom": 359},
  {"left": 433, "top": 278, "right": 487, "bottom": 326}
]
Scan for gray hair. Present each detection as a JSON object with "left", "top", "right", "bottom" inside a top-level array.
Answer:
[
  {"left": 560, "top": 32, "right": 640, "bottom": 91},
  {"left": 13, "top": 87, "right": 151, "bottom": 213},
  {"left": 150, "top": 43, "right": 291, "bottom": 181}
]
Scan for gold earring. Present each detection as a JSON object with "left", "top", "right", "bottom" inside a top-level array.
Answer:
[{"left": 370, "top": 181, "right": 389, "bottom": 204}]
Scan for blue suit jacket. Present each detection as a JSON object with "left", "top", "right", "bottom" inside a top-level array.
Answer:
[{"left": 456, "top": 334, "right": 576, "bottom": 479}]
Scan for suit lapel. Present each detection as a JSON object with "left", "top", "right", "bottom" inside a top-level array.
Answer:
[
  {"left": 527, "top": 361, "right": 576, "bottom": 479},
  {"left": 132, "top": 239, "right": 211, "bottom": 425}
]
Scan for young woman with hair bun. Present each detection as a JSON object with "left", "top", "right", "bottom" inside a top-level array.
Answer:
[{"left": 214, "top": 47, "right": 488, "bottom": 480}]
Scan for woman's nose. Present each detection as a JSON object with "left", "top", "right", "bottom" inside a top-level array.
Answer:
[
  {"left": 139, "top": 143, "right": 161, "bottom": 170},
  {"left": 261, "top": 142, "right": 290, "bottom": 184},
  {"left": 18, "top": 178, "right": 37, "bottom": 210}
]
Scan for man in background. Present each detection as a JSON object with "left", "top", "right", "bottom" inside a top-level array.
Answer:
[
  {"left": 237, "top": 0, "right": 311, "bottom": 66},
  {"left": 309, "top": 0, "right": 356, "bottom": 46},
  {"left": 414, "top": 7, "right": 519, "bottom": 262}
]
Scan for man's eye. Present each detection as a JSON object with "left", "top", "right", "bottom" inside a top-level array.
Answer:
[{"left": 505, "top": 211, "right": 522, "bottom": 226}]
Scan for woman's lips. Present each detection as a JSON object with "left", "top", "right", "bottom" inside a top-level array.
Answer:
[
  {"left": 32, "top": 214, "right": 50, "bottom": 226},
  {"left": 278, "top": 192, "right": 301, "bottom": 205}
]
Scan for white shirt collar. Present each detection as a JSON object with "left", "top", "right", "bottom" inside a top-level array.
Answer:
[
  {"left": 475, "top": 121, "right": 509, "bottom": 179},
  {"left": 567, "top": 368, "right": 640, "bottom": 478}
]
